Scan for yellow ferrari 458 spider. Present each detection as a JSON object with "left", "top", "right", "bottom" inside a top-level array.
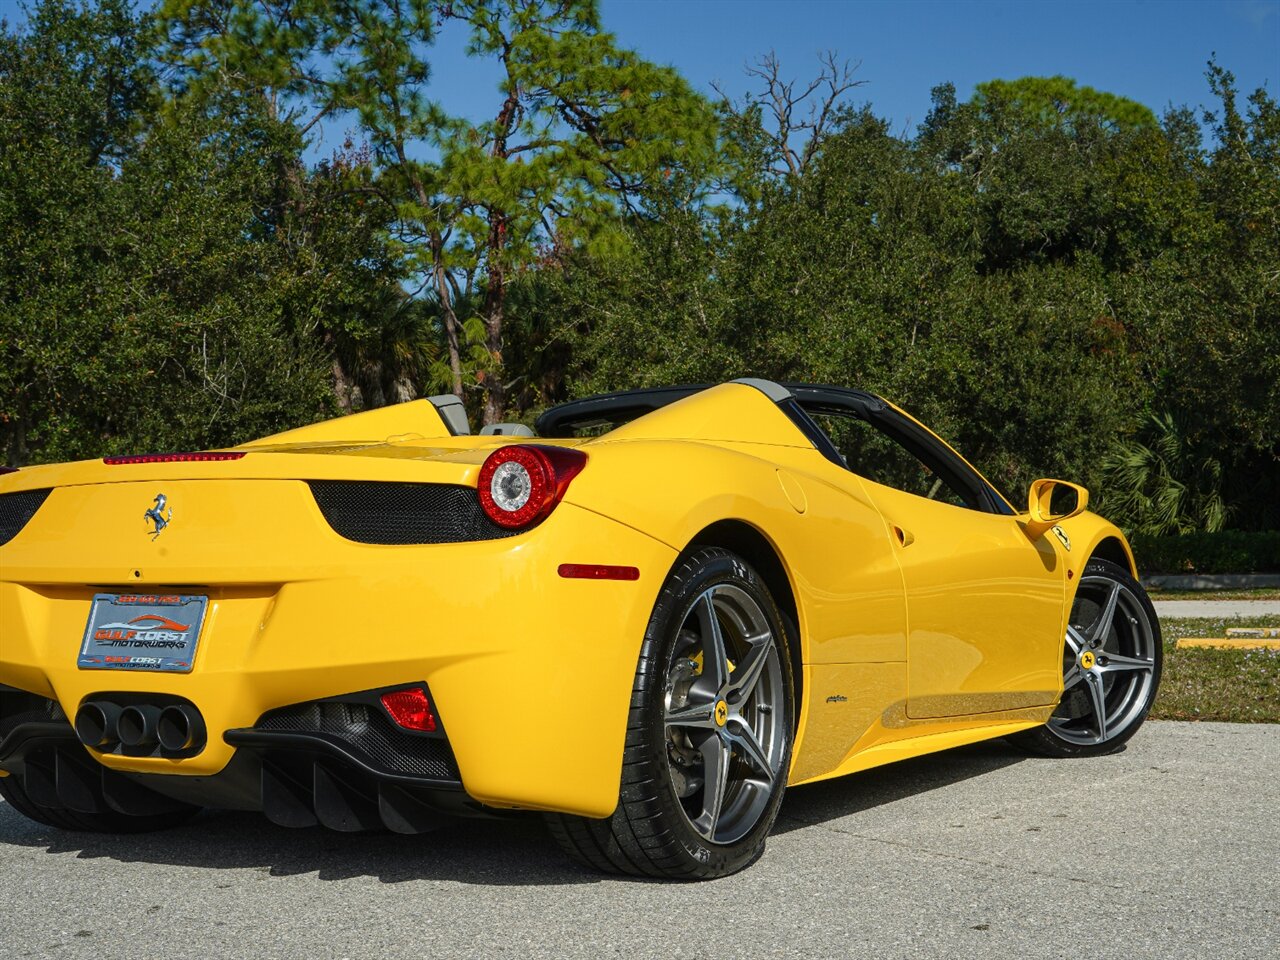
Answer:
[{"left": 0, "top": 380, "right": 1161, "bottom": 879}]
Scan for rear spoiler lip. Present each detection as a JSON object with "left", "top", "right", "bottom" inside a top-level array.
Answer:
[
  {"left": 0, "top": 450, "right": 487, "bottom": 495},
  {"left": 103, "top": 452, "right": 247, "bottom": 465}
]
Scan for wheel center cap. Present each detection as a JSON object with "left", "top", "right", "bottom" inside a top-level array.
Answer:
[
  {"left": 714, "top": 700, "right": 728, "bottom": 727},
  {"left": 1079, "top": 650, "right": 1096, "bottom": 670}
]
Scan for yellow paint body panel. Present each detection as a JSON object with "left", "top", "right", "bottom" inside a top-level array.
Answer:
[
  {"left": 0, "top": 475, "right": 675, "bottom": 816},
  {"left": 0, "top": 382, "right": 1140, "bottom": 818}
]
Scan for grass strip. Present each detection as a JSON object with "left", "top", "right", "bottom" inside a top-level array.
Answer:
[{"left": 1151, "top": 616, "right": 1280, "bottom": 723}]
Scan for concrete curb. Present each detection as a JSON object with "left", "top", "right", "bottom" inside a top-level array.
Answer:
[
  {"left": 1153, "top": 599, "right": 1280, "bottom": 617},
  {"left": 1175, "top": 638, "right": 1280, "bottom": 650}
]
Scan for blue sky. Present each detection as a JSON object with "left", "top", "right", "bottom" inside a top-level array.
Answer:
[
  {"left": 2, "top": 0, "right": 1276, "bottom": 148},
  {"left": 593, "top": 0, "right": 1279, "bottom": 135},
  {"left": 321, "top": 0, "right": 1279, "bottom": 155}
]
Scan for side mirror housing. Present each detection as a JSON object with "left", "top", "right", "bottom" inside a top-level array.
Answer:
[{"left": 1024, "top": 478, "right": 1088, "bottom": 540}]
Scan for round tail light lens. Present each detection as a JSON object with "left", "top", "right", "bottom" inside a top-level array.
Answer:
[{"left": 478, "top": 445, "right": 587, "bottom": 530}]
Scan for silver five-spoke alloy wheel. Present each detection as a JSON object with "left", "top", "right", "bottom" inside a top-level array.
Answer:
[
  {"left": 663, "top": 583, "right": 787, "bottom": 845},
  {"left": 545, "top": 547, "right": 794, "bottom": 879},
  {"left": 1051, "top": 570, "right": 1158, "bottom": 745}
]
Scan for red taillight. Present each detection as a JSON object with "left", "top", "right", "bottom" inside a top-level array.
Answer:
[
  {"left": 380, "top": 688, "right": 436, "bottom": 732},
  {"left": 103, "top": 452, "right": 247, "bottom": 465},
  {"left": 477, "top": 445, "right": 587, "bottom": 530},
  {"left": 558, "top": 563, "right": 640, "bottom": 581}
]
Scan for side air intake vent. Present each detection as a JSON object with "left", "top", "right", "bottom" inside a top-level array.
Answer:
[
  {"left": 308, "top": 480, "right": 518, "bottom": 545},
  {"left": 0, "top": 489, "right": 52, "bottom": 547}
]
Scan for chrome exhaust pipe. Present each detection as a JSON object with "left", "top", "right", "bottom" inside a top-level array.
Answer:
[
  {"left": 116, "top": 704, "right": 162, "bottom": 748},
  {"left": 157, "top": 704, "right": 206, "bottom": 754},
  {"left": 74, "top": 701, "right": 122, "bottom": 749}
]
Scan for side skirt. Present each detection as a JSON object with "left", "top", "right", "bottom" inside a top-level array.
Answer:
[{"left": 788, "top": 717, "right": 1046, "bottom": 788}]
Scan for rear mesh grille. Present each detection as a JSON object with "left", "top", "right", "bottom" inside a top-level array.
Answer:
[
  {"left": 308, "top": 480, "right": 517, "bottom": 545},
  {"left": 0, "top": 488, "right": 51, "bottom": 547},
  {"left": 0, "top": 687, "right": 65, "bottom": 739},
  {"left": 257, "top": 701, "right": 460, "bottom": 780}
]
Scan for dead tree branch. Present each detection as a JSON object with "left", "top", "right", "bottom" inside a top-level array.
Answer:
[{"left": 715, "top": 50, "right": 865, "bottom": 177}]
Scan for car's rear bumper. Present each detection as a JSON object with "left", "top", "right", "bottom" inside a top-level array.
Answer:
[
  {"left": 0, "top": 490, "right": 676, "bottom": 818},
  {"left": 0, "top": 682, "right": 484, "bottom": 830}
]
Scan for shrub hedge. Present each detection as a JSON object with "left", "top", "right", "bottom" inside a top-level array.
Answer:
[{"left": 1130, "top": 531, "right": 1280, "bottom": 575}]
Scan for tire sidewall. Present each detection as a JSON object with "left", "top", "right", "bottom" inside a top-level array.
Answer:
[
  {"left": 631, "top": 547, "right": 795, "bottom": 877},
  {"left": 1038, "top": 557, "right": 1164, "bottom": 757}
]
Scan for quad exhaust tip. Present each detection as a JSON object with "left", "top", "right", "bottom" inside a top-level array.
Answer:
[
  {"left": 117, "top": 704, "right": 162, "bottom": 748},
  {"left": 74, "top": 700, "right": 207, "bottom": 756},
  {"left": 157, "top": 704, "right": 205, "bottom": 753},
  {"left": 74, "top": 701, "right": 122, "bottom": 748}
]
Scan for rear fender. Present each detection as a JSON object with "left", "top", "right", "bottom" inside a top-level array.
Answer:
[{"left": 565, "top": 440, "right": 909, "bottom": 667}]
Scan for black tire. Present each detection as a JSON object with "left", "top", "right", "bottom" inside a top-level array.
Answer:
[
  {"left": 547, "top": 546, "right": 795, "bottom": 880},
  {"left": 0, "top": 766, "right": 199, "bottom": 833},
  {"left": 1010, "top": 557, "right": 1163, "bottom": 758}
]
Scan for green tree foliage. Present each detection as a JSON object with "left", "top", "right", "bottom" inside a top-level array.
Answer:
[
  {"left": 974, "top": 75, "right": 1158, "bottom": 133},
  {"left": 550, "top": 66, "right": 1279, "bottom": 532},
  {"left": 1101, "top": 413, "right": 1227, "bottom": 535},
  {"left": 0, "top": 0, "right": 404, "bottom": 463},
  {"left": 3, "top": 2, "right": 1276, "bottom": 536},
  {"left": 159, "top": 0, "right": 720, "bottom": 424}
]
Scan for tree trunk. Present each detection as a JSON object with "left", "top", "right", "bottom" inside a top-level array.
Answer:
[
  {"left": 480, "top": 72, "right": 520, "bottom": 426},
  {"left": 399, "top": 148, "right": 464, "bottom": 401},
  {"left": 331, "top": 357, "right": 356, "bottom": 412},
  {"left": 430, "top": 232, "right": 464, "bottom": 399},
  {"left": 481, "top": 214, "right": 506, "bottom": 426}
]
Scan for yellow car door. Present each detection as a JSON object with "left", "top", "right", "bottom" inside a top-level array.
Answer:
[
  {"left": 860, "top": 481, "right": 1064, "bottom": 717},
  {"left": 788, "top": 387, "right": 1067, "bottom": 720}
]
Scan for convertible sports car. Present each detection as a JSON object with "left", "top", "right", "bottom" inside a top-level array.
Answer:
[{"left": 0, "top": 380, "right": 1162, "bottom": 879}]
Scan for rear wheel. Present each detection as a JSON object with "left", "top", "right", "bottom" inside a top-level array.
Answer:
[
  {"left": 547, "top": 546, "right": 795, "bottom": 879},
  {"left": 1011, "top": 558, "right": 1162, "bottom": 757}
]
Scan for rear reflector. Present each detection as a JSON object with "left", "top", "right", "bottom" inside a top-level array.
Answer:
[
  {"left": 379, "top": 688, "right": 436, "bottom": 732},
  {"left": 104, "top": 452, "right": 247, "bottom": 465},
  {"left": 558, "top": 563, "right": 640, "bottom": 581}
]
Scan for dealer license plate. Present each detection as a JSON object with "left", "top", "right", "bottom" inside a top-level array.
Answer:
[{"left": 78, "top": 593, "right": 208, "bottom": 673}]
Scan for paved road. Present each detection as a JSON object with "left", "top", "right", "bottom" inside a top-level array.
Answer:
[
  {"left": 1153, "top": 599, "right": 1280, "bottom": 619},
  {"left": 1, "top": 721, "right": 1276, "bottom": 959}
]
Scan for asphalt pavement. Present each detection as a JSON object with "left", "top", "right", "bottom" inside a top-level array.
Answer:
[{"left": 1, "top": 720, "right": 1276, "bottom": 959}]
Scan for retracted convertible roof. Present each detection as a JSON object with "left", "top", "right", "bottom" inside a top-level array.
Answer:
[
  {"left": 535, "top": 379, "right": 884, "bottom": 440},
  {"left": 535, "top": 384, "right": 711, "bottom": 437}
]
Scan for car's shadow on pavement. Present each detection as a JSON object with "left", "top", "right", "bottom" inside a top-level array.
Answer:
[
  {"left": 775, "top": 739, "right": 1030, "bottom": 834},
  {"left": 0, "top": 740, "right": 1032, "bottom": 886},
  {"left": 0, "top": 803, "right": 587, "bottom": 886}
]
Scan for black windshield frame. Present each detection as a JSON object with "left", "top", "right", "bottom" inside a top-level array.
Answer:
[{"left": 785, "top": 385, "right": 1014, "bottom": 516}]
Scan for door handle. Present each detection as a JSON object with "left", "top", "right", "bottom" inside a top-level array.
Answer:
[{"left": 892, "top": 524, "right": 915, "bottom": 547}]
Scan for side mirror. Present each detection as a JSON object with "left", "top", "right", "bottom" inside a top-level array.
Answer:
[{"left": 1024, "top": 478, "right": 1088, "bottom": 540}]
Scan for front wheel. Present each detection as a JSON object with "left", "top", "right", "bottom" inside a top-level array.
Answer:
[
  {"left": 1011, "top": 558, "right": 1163, "bottom": 758},
  {"left": 547, "top": 546, "right": 795, "bottom": 879}
]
